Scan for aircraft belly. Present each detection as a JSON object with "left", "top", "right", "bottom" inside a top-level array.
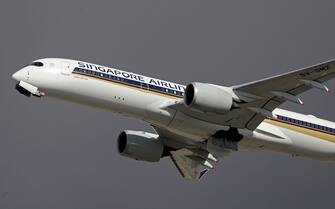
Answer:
[
  {"left": 241, "top": 120, "right": 335, "bottom": 161},
  {"left": 278, "top": 125, "right": 335, "bottom": 158}
]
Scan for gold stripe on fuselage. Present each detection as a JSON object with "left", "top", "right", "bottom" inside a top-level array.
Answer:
[{"left": 265, "top": 119, "right": 335, "bottom": 143}]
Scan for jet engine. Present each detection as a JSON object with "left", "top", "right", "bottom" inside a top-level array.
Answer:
[
  {"left": 117, "top": 130, "right": 164, "bottom": 162},
  {"left": 184, "top": 82, "right": 233, "bottom": 114}
]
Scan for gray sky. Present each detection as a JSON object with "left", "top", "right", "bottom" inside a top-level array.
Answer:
[{"left": 1, "top": 0, "right": 335, "bottom": 209}]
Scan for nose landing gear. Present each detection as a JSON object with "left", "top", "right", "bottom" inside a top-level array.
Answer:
[{"left": 15, "top": 81, "right": 45, "bottom": 98}]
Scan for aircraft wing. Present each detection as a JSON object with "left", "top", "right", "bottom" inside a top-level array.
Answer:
[
  {"left": 231, "top": 59, "right": 335, "bottom": 130},
  {"left": 166, "top": 59, "right": 335, "bottom": 130}
]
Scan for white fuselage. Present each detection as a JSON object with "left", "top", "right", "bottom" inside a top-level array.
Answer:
[{"left": 12, "top": 58, "right": 335, "bottom": 161}]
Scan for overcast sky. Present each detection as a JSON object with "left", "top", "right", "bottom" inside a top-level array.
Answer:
[{"left": 1, "top": 1, "right": 335, "bottom": 209}]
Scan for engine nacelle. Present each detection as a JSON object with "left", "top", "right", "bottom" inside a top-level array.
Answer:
[
  {"left": 184, "top": 82, "right": 233, "bottom": 114},
  {"left": 117, "top": 130, "right": 164, "bottom": 162}
]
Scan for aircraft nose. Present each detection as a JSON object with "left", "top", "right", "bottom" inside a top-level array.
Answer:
[{"left": 12, "top": 69, "right": 25, "bottom": 81}]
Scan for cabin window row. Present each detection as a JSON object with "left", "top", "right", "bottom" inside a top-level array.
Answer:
[{"left": 277, "top": 115, "right": 335, "bottom": 133}]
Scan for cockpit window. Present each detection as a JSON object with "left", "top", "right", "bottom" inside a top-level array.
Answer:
[{"left": 30, "top": 62, "right": 44, "bottom": 67}]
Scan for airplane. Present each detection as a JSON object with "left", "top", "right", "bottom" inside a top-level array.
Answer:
[{"left": 11, "top": 58, "right": 335, "bottom": 180}]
